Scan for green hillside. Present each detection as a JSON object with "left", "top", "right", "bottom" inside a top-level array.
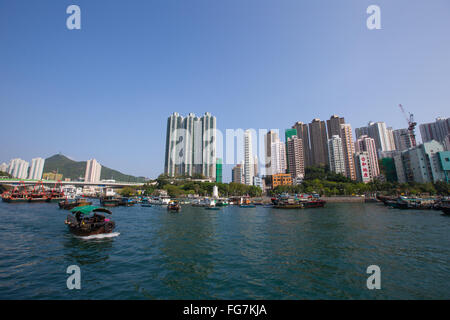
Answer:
[{"left": 43, "top": 154, "right": 147, "bottom": 183}]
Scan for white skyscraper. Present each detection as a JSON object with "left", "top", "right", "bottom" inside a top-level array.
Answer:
[
  {"left": 264, "top": 130, "right": 279, "bottom": 176},
  {"left": 28, "top": 157, "right": 45, "bottom": 180},
  {"left": 0, "top": 162, "right": 8, "bottom": 173},
  {"left": 244, "top": 130, "right": 254, "bottom": 185},
  {"left": 271, "top": 140, "right": 287, "bottom": 175},
  {"left": 84, "top": 159, "right": 102, "bottom": 183},
  {"left": 8, "top": 158, "right": 29, "bottom": 179},
  {"left": 164, "top": 112, "right": 216, "bottom": 178},
  {"left": 367, "top": 122, "right": 395, "bottom": 153},
  {"left": 327, "top": 135, "right": 346, "bottom": 176}
]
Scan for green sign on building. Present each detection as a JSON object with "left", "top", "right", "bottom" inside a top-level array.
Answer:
[
  {"left": 285, "top": 128, "right": 297, "bottom": 142},
  {"left": 216, "top": 158, "right": 222, "bottom": 183}
]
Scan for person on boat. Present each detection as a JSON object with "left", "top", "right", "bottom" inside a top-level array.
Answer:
[{"left": 75, "top": 212, "right": 82, "bottom": 224}]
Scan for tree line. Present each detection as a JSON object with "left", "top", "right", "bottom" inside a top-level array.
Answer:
[{"left": 118, "top": 167, "right": 449, "bottom": 198}]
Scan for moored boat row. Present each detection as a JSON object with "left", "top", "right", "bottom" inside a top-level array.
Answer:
[{"left": 271, "top": 193, "right": 326, "bottom": 209}]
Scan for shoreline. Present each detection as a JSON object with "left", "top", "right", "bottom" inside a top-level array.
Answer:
[{"left": 321, "top": 196, "right": 367, "bottom": 203}]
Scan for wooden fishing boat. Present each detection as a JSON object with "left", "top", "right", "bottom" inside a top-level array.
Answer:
[
  {"left": 59, "top": 199, "right": 93, "bottom": 210},
  {"left": 100, "top": 196, "right": 121, "bottom": 207},
  {"left": 65, "top": 205, "right": 115, "bottom": 237},
  {"left": 1, "top": 182, "right": 29, "bottom": 203},
  {"left": 1, "top": 193, "right": 29, "bottom": 203},
  {"left": 119, "top": 197, "right": 136, "bottom": 207}
]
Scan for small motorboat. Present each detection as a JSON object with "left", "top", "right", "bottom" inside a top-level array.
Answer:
[
  {"left": 65, "top": 205, "right": 116, "bottom": 237},
  {"left": 167, "top": 201, "right": 181, "bottom": 212},
  {"left": 141, "top": 203, "right": 152, "bottom": 207},
  {"left": 205, "top": 206, "right": 220, "bottom": 210},
  {"left": 239, "top": 204, "right": 256, "bottom": 208}
]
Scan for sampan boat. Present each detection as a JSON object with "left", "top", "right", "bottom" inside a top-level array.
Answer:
[
  {"left": 167, "top": 201, "right": 181, "bottom": 212},
  {"left": 65, "top": 205, "right": 116, "bottom": 237}
]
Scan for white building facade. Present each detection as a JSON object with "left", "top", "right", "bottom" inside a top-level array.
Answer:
[
  {"left": 327, "top": 135, "right": 346, "bottom": 176},
  {"left": 28, "top": 157, "right": 45, "bottom": 180},
  {"left": 244, "top": 130, "right": 254, "bottom": 185},
  {"left": 84, "top": 159, "right": 102, "bottom": 183},
  {"left": 164, "top": 112, "right": 216, "bottom": 178},
  {"left": 270, "top": 140, "right": 287, "bottom": 175},
  {"left": 8, "top": 158, "right": 29, "bottom": 179},
  {"left": 0, "top": 162, "right": 8, "bottom": 173}
]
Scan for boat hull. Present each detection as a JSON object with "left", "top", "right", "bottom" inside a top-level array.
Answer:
[
  {"left": 67, "top": 222, "right": 116, "bottom": 237},
  {"left": 274, "top": 200, "right": 326, "bottom": 209},
  {"left": 28, "top": 198, "right": 48, "bottom": 203},
  {"left": 65, "top": 215, "right": 116, "bottom": 237},
  {"left": 59, "top": 200, "right": 92, "bottom": 210},
  {"left": 2, "top": 197, "right": 29, "bottom": 203}
]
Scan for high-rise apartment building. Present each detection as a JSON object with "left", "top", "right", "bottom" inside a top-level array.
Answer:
[
  {"left": 387, "top": 127, "right": 396, "bottom": 151},
  {"left": 292, "top": 122, "right": 311, "bottom": 167},
  {"left": 355, "top": 135, "right": 380, "bottom": 178},
  {"left": 309, "top": 119, "right": 328, "bottom": 167},
  {"left": 286, "top": 135, "right": 305, "bottom": 179},
  {"left": 443, "top": 135, "right": 450, "bottom": 151},
  {"left": 264, "top": 130, "right": 279, "bottom": 176},
  {"left": 327, "top": 135, "right": 346, "bottom": 176},
  {"left": 367, "top": 122, "right": 395, "bottom": 152},
  {"left": 271, "top": 140, "right": 287, "bottom": 175},
  {"left": 284, "top": 128, "right": 297, "bottom": 172},
  {"left": 420, "top": 118, "right": 450, "bottom": 143},
  {"left": 393, "top": 128, "right": 415, "bottom": 151},
  {"left": 327, "top": 115, "right": 345, "bottom": 138},
  {"left": 84, "top": 159, "right": 102, "bottom": 183},
  {"left": 0, "top": 162, "right": 8, "bottom": 173},
  {"left": 253, "top": 155, "right": 259, "bottom": 178},
  {"left": 164, "top": 112, "right": 216, "bottom": 178},
  {"left": 8, "top": 158, "right": 29, "bottom": 179},
  {"left": 244, "top": 130, "right": 254, "bottom": 185},
  {"left": 396, "top": 140, "right": 446, "bottom": 183},
  {"left": 28, "top": 157, "right": 45, "bottom": 180},
  {"left": 340, "top": 124, "right": 356, "bottom": 180},
  {"left": 355, "top": 126, "right": 369, "bottom": 139},
  {"left": 231, "top": 163, "right": 244, "bottom": 184},
  {"left": 357, "top": 122, "right": 395, "bottom": 153}
]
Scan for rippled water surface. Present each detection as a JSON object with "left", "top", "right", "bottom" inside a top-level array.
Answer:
[{"left": 0, "top": 201, "right": 449, "bottom": 299}]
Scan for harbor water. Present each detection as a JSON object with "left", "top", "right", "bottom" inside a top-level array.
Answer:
[{"left": 0, "top": 201, "right": 449, "bottom": 299}]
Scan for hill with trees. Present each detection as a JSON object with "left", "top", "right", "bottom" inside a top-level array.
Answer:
[{"left": 43, "top": 154, "right": 147, "bottom": 183}]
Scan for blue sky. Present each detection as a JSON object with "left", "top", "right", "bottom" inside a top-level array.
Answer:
[{"left": 0, "top": 0, "right": 449, "bottom": 181}]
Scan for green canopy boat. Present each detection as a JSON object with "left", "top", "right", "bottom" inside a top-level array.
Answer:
[{"left": 65, "top": 205, "right": 115, "bottom": 236}]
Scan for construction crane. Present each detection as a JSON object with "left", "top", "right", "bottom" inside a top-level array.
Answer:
[{"left": 398, "top": 104, "right": 417, "bottom": 147}]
